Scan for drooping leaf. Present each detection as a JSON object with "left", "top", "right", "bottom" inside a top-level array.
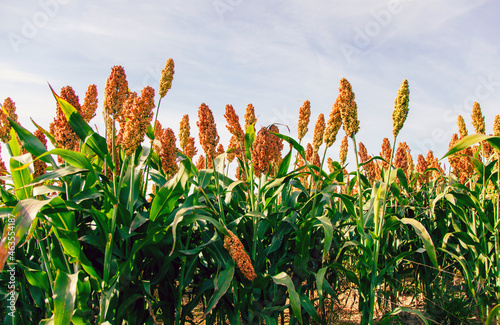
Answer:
[
  {"left": 272, "top": 272, "right": 303, "bottom": 324},
  {"left": 204, "top": 263, "right": 234, "bottom": 316},
  {"left": 0, "top": 198, "right": 52, "bottom": 271},
  {"left": 401, "top": 218, "right": 438, "bottom": 268}
]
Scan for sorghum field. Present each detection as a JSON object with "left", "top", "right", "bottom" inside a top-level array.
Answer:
[{"left": 1, "top": 59, "right": 500, "bottom": 325}]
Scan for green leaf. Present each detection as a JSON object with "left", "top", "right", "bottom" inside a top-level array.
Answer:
[
  {"left": 31, "top": 117, "right": 56, "bottom": 147},
  {"left": 0, "top": 198, "right": 52, "bottom": 271},
  {"left": 381, "top": 307, "right": 428, "bottom": 325},
  {"left": 10, "top": 153, "right": 33, "bottom": 200},
  {"left": 401, "top": 218, "right": 438, "bottom": 268},
  {"left": 204, "top": 263, "right": 235, "bottom": 316},
  {"left": 485, "top": 304, "right": 500, "bottom": 325},
  {"left": 150, "top": 164, "right": 190, "bottom": 222},
  {"left": 271, "top": 132, "right": 306, "bottom": 161},
  {"left": 8, "top": 116, "right": 56, "bottom": 165},
  {"left": 18, "top": 264, "right": 50, "bottom": 293},
  {"left": 315, "top": 215, "right": 333, "bottom": 263},
  {"left": 299, "top": 292, "right": 322, "bottom": 323},
  {"left": 53, "top": 270, "right": 79, "bottom": 325},
  {"left": 441, "top": 134, "right": 500, "bottom": 159},
  {"left": 272, "top": 272, "right": 303, "bottom": 325},
  {"left": 31, "top": 165, "right": 88, "bottom": 187}
]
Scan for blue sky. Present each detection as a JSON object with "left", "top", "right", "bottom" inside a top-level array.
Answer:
[{"left": 1, "top": 0, "right": 499, "bottom": 170}]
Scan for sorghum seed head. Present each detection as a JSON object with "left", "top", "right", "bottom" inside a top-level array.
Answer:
[
  {"left": 223, "top": 230, "right": 256, "bottom": 281},
  {"left": 471, "top": 102, "right": 485, "bottom": 134},
  {"left": 196, "top": 103, "right": 219, "bottom": 167},
  {"left": 312, "top": 113, "right": 325, "bottom": 154},
  {"left": 297, "top": 100, "right": 311, "bottom": 140},
  {"left": 337, "top": 78, "right": 359, "bottom": 138},
  {"left": 324, "top": 103, "right": 342, "bottom": 147},
  {"left": 493, "top": 115, "right": 500, "bottom": 137},
  {"left": 179, "top": 114, "right": 190, "bottom": 151},
  {"left": 81, "top": 84, "right": 98, "bottom": 123},
  {"left": 244, "top": 103, "right": 256, "bottom": 133},
  {"left": 380, "top": 138, "right": 392, "bottom": 169},
  {"left": 339, "top": 135, "right": 349, "bottom": 165},
  {"left": 0, "top": 97, "right": 18, "bottom": 143},
  {"left": 120, "top": 86, "right": 155, "bottom": 156},
  {"left": 159, "top": 58, "right": 175, "bottom": 98},
  {"left": 392, "top": 79, "right": 410, "bottom": 138},
  {"left": 104, "top": 65, "right": 128, "bottom": 119},
  {"left": 457, "top": 115, "right": 468, "bottom": 138},
  {"left": 224, "top": 104, "right": 244, "bottom": 142}
]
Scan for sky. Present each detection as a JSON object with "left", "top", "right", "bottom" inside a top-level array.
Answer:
[{"left": 1, "top": 0, "right": 500, "bottom": 171}]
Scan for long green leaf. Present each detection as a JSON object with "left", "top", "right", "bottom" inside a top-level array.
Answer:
[
  {"left": 8, "top": 116, "right": 56, "bottom": 165},
  {"left": 204, "top": 263, "right": 235, "bottom": 316},
  {"left": 272, "top": 272, "right": 303, "bottom": 325},
  {"left": 401, "top": 218, "right": 438, "bottom": 268},
  {"left": 315, "top": 215, "right": 333, "bottom": 263},
  {"left": 10, "top": 154, "right": 33, "bottom": 200},
  {"left": 442, "top": 134, "right": 500, "bottom": 159},
  {"left": 0, "top": 198, "right": 52, "bottom": 271},
  {"left": 54, "top": 270, "right": 79, "bottom": 325},
  {"left": 299, "top": 292, "right": 322, "bottom": 323}
]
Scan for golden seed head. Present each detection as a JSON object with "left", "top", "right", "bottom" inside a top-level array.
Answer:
[
  {"left": 224, "top": 104, "right": 244, "bottom": 142},
  {"left": 339, "top": 135, "right": 349, "bottom": 165},
  {"left": 251, "top": 125, "right": 283, "bottom": 177},
  {"left": 244, "top": 103, "right": 256, "bottom": 133},
  {"left": 327, "top": 157, "right": 335, "bottom": 174},
  {"left": 380, "top": 138, "right": 392, "bottom": 169},
  {"left": 104, "top": 65, "right": 129, "bottom": 118},
  {"left": 82, "top": 84, "right": 98, "bottom": 123},
  {"left": 358, "top": 142, "right": 378, "bottom": 182},
  {"left": 415, "top": 154, "right": 427, "bottom": 174},
  {"left": 184, "top": 137, "right": 197, "bottom": 160},
  {"left": 312, "top": 113, "right": 325, "bottom": 154},
  {"left": 358, "top": 142, "right": 369, "bottom": 164},
  {"left": 179, "top": 114, "right": 190, "bottom": 151},
  {"left": 493, "top": 115, "right": 500, "bottom": 137},
  {"left": 415, "top": 154, "right": 428, "bottom": 187},
  {"left": 153, "top": 121, "right": 179, "bottom": 178},
  {"left": 457, "top": 115, "right": 468, "bottom": 138},
  {"left": 120, "top": 86, "right": 156, "bottom": 156},
  {"left": 223, "top": 230, "right": 257, "bottom": 281},
  {"left": 0, "top": 97, "right": 18, "bottom": 143},
  {"left": 324, "top": 102, "right": 342, "bottom": 147},
  {"left": 337, "top": 78, "right": 359, "bottom": 138},
  {"left": 305, "top": 143, "right": 314, "bottom": 164},
  {"left": 196, "top": 103, "right": 219, "bottom": 167},
  {"left": 394, "top": 142, "right": 408, "bottom": 171},
  {"left": 297, "top": 100, "right": 311, "bottom": 140},
  {"left": 159, "top": 58, "right": 175, "bottom": 98},
  {"left": 471, "top": 102, "right": 485, "bottom": 134},
  {"left": 392, "top": 79, "right": 410, "bottom": 138},
  {"left": 217, "top": 143, "right": 225, "bottom": 156},
  {"left": 195, "top": 155, "right": 205, "bottom": 170}
]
